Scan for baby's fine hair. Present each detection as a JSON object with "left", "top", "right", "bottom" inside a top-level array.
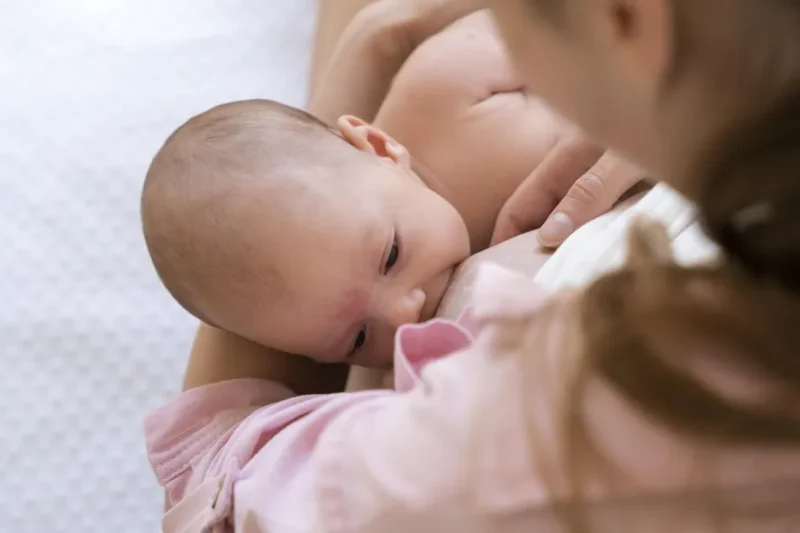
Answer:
[{"left": 141, "top": 99, "right": 345, "bottom": 328}]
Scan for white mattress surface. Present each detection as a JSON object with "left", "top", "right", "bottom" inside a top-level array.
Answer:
[{"left": 0, "top": 1, "right": 314, "bottom": 531}]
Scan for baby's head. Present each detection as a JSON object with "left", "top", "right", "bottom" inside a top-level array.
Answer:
[{"left": 142, "top": 100, "right": 470, "bottom": 367}]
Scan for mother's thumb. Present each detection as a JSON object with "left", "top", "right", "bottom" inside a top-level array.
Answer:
[
  {"left": 540, "top": 172, "right": 609, "bottom": 246},
  {"left": 539, "top": 156, "right": 644, "bottom": 247},
  {"left": 538, "top": 163, "right": 622, "bottom": 247}
]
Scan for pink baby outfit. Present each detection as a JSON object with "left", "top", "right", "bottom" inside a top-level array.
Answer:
[{"left": 145, "top": 264, "right": 800, "bottom": 533}]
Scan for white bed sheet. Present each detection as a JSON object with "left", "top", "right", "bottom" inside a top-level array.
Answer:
[{"left": 0, "top": 1, "right": 314, "bottom": 531}]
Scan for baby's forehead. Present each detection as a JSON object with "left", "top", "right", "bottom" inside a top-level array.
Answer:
[{"left": 266, "top": 196, "right": 383, "bottom": 275}]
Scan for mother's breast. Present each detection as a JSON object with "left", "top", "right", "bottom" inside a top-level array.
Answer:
[{"left": 437, "top": 230, "right": 552, "bottom": 321}]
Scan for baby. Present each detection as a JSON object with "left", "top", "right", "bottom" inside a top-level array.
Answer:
[{"left": 142, "top": 13, "right": 566, "bottom": 368}]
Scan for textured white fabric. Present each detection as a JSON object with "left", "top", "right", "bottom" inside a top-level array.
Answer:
[
  {"left": 0, "top": 1, "right": 314, "bottom": 532},
  {"left": 535, "top": 184, "right": 721, "bottom": 291}
]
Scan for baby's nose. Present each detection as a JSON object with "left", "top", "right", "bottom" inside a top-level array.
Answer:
[{"left": 382, "top": 288, "right": 426, "bottom": 327}]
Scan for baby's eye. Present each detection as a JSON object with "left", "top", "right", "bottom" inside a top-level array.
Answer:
[
  {"left": 383, "top": 240, "right": 399, "bottom": 274},
  {"left": 351, "top": 327, "right": 367, "bottom": 355}
]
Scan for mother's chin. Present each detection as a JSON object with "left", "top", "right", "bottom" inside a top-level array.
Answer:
[{"left": 436, "top": 229, "right": 553, "bottom": 321}]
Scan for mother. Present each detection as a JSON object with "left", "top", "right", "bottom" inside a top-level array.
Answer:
[{"left": 157, "top": 0, "right": 800, "bottom": 531}]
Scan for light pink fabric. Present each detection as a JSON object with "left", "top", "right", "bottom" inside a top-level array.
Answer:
[{"left": 144, "top": 264, "right": 800, "bottom": 533}]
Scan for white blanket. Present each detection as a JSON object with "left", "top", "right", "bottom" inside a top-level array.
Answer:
[{"left": 0, "top": 1, "right": 314, "bottom": 531}]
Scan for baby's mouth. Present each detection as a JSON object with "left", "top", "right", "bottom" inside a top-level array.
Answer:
[{"left": 421, "top": 269, "right": 454, "bottom": 322}]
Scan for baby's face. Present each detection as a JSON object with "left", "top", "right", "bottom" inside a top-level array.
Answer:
[{"left": 239, "top": 156, "right": 470, "bottom": 367}]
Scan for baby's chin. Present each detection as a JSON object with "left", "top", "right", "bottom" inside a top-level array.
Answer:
[
  {"left": 353, "top": 352, "right": 395, "bottom": 370},
  {"left": 345, "top": 366, "right": 394, "bottom": 392}
]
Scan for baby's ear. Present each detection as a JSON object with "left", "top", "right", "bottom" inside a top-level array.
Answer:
[{"left": 336, "top": 115, "right": 410, "bottom": 169}]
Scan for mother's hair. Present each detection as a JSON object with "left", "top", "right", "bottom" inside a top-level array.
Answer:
[{"left": 521, "top": 0, "right": 800, "bottom": 489}]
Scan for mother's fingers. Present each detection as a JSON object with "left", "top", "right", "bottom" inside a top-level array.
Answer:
[
  {"left": 537, "top": 152, "right": 645, "bottom": 247},
  {"left": 491, "top": 135, "right": 604, "bottom": 246}
]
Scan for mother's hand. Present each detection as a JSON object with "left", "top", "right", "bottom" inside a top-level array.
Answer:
[{"left": 492, "top": 134, "right": 646, "bottom": 248}]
